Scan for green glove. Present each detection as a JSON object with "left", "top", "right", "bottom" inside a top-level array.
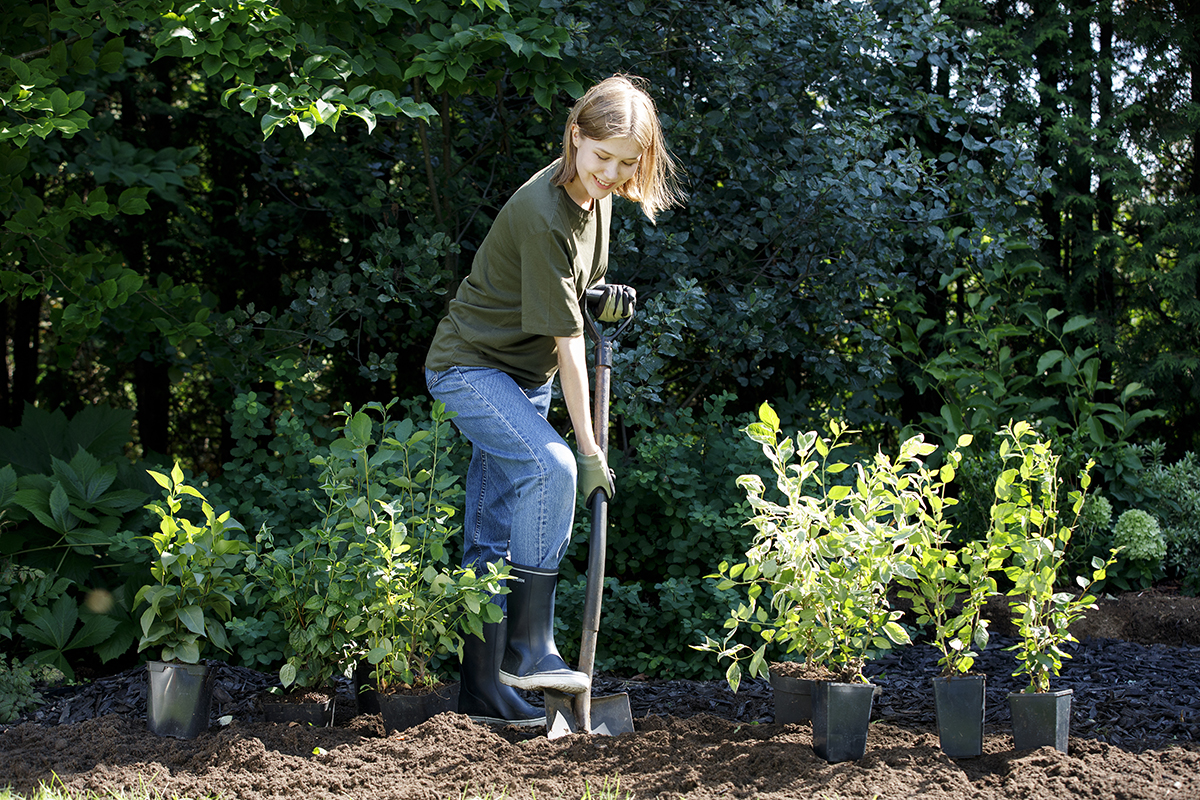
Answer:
[
  {"left": 577, "top": 450, "right": 615, "bottom": 502},
  {"left": 595, "top": 284, "right": 637, "bottom": 322}
]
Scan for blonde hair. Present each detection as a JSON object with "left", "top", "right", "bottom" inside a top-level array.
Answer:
[{"left": 551, "top": 75, "right": 685, "bottom": 223}]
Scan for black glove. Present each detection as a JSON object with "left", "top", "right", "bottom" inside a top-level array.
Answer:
[{"left": 594, "top": 284, "right": 637, "bottom": 322}]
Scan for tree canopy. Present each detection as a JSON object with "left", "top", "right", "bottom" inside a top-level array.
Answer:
[{"left": 2, "top": 0, "right": 1196, "bottom": 468}]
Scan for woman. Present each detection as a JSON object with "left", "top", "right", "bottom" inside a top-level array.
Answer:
[{"left": 424, "top": 75, "right": 684, "bottom": 726}]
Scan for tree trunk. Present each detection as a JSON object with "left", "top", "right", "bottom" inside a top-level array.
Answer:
[
  {"left": 1033, "top": 0, "right": 1064, "bottom": 277},
  {"left": 6, "top": 294, "right": 41, "bottom": 427},
  {"left": 1095, "top": 0, "right": 1115, "bottom": 389},
  {"left": 1065, "top": 1, "right": 1094, "bottom": 294},
  {"left": 134, "top": 355, "right": 171, "bottom": 457},
  {"left": 1192, "top": 42, "right": 1200, "bottom": 198}
]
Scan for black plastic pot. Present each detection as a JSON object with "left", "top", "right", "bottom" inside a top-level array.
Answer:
[
  {"left": 263, "top": 694, "right": 335, "bottom": 726},
  {"left": 1008, "top": 688, "right": 1072, "bottom": 753},
  {"left": 769, "top": 670, "right": 814, "bottom": 724},
  {"left": 147, "top": 660, "right": 213, "bottom": 739},
  {"left": 811, "top": 680, "right": 876, "bottom": 763},
  {"left": 376, "top": 682, "right": 460, "bottom": 734},
  {"left": 933, "top": 674, "right": 986, "bottom": 758},
  {"left": 353, "top": 662, "right": 380, "bottom": 715}
]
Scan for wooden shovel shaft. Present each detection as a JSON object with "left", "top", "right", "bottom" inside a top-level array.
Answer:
[{"left": 574, "top": 330, "right": 614, "bottom": 733}]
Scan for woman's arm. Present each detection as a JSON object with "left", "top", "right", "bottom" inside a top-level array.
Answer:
[
  {"left": 556, "top": 333, "right": 598, "bottom": 454},
  {"left": 558, "top": 332, "right": 615, "bottom": 500}
]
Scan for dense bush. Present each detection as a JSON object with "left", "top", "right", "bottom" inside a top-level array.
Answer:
[
  {"left": 1137, "top": 447, "right": 1200, "bottom": 595},
  {"left": 550, "top": 394, "right": 771, "bottom": 679},
  {"left": 576, "top": 0, "right": 1052, "bottom": 425},
  {"left": 948, "top": 426, "right": 1119, "bottom": 540},
  {"left": 565, "top": 394, "right": 762, "bottom": 581},
  {"left": 0, "top": 656, "right": 58, "bottom": 724},
  {"left": 0, "top": 406, "right": 160, "bottom": 674},
  {"left": 555, "top": 575, "right": 759, "bottom": 681}
]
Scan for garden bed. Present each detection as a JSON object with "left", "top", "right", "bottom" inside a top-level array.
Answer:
[{"left": 2, "top": 588, "right": 1199, "bottom": 799}]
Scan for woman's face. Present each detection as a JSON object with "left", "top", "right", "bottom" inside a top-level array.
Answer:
[{"left": 566, "top": 128, "right": 643, "bottom": 209}]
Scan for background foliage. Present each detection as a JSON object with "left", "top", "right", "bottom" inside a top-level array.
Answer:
[{"left": 2, "top": 0, "right": 1198, "bottom": 680}]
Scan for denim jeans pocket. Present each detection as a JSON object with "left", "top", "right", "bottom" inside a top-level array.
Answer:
[{"left": 424, "top": 367, "right": 444, "bottom": 391}]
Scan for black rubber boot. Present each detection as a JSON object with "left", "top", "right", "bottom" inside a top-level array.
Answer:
[
  {"left": 459, "top": 617, "right": 545, "bottom": 727},
  {"left": 499, "top": 561, "right": 590, "bottom": 694}
]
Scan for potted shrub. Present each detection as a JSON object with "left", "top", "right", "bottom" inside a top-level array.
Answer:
[
  {"left": 246, "top": 519, "right": 373, "bottom": 726},
  {"left": 896, "top": 434, "right": 1007, "bottom": 758},
  {"left": 135, "top": 464, "right": 247, "bottom": 738},
  {"left": 991, "top": 421, "right": 1117, "bottom": 753},
  {"left": 321, "top": 400, "right": 507, "bottom": 733},
  {"left": 701, "top": 404, "right": 919, "bottom": 763}
]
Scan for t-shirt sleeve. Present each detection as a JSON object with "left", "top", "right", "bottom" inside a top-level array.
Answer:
[{"left": 519, "top": 228, "right": 584, "bottom": 337}]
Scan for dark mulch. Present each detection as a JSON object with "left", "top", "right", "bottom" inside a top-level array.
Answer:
[{"left": 10, "top": 633, "right": 1198, "bottom": 752}]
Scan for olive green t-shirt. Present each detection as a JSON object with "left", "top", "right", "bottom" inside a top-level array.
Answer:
[{"left": 425, "top": 161, "right": 610, "bottom": 388}]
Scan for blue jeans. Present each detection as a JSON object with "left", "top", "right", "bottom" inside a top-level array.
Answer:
[{"left": 425, "top": 367, "right": 577, "bottom": 577}]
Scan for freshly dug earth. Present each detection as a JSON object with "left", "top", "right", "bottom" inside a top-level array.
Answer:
[{"left": 3, "top": 587, "right": 1200, "bottom": 800}]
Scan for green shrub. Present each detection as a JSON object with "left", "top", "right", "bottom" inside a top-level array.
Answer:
[
  {"left": 134, "top": 465, "right": 248, "bottom": 664},
  {"left": 0, "top": 560, "right": 133, "bottom": 680},
  {"left": 565, "top": 393, "right": 765, "bottom": 583},
  {"left": 1052, "top": 492, "right": 1167, "bottom": 593},
  {"left": 552, "top": 393, "right": 774, "bottom": 680},
  {"left": 0, "top": 657, "right": 55, "bottom": 724},
  {"left": 208, "top": 389, "right": 328, "bottom": 545},
  {"left": 951, "top": 426, "right": 1122, "bottom": 551},
  {"left": 1136, "top": 447, "right": 1200, "bottom": 594},
  {"left": 0, "top": 559, "right": 49, "bottom": 645},
  {"left": 224, "top": 610, "right": 288, "bottom": 669},
  {"left": 554, "top": 576, "right": 751, "bottom": 680},
  {"left": 1093, "top": 508, "right": 1165, "bottom": 591},
  {"left": 992, "top": 421, "right": 1115, "bottom": 694},
  {"left": 16, "top": 592, "right": 124, "bottom": 680},
  {"left": 0, "top": 405, "right": 158, "bottom": 672},
  {"left": 0, "top": 405, "right": 156, "bottom": 585}
]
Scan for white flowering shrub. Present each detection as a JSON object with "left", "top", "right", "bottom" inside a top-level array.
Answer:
[
  {"left": 1112, "top": 509, "right": 1166, "bottom": 563},
  {"left": 1079, "top": 494, "right": 1113, "bottom": 538}
]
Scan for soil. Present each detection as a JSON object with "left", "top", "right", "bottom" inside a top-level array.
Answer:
[{"left": 4, "top": 586, "right": 1200, "bottom": 800}]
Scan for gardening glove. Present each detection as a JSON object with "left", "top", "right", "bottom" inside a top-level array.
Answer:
[
  {"left": 593, "top": 284, "right": 637, "bottom": 322},
  {"left": 577, "top": 449, "right": 616, "bottom": 502}
]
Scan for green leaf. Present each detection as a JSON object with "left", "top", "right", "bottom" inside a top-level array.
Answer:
[
  {"left": 262, "top": 111, "right": 289, "bottom": 137},
  {"left": 67, "top": 613, "right": 120, "bottom": 651},
  {"left": 49, "top": 482, "right": 74, "bottom": 532},
  {"left": 757, "top": 402, "right": 780, "bottom": 431},
  {"left": 97, "top": 37, "right": 126, "bottom": 72},
  {"left": 178, "top": 605, "right": 205, "bottom": 635},
  {"left": 1061, "top": 315, "right": 1093, "bottom": 334},
  {"left": 17, "top": 594, "right": 78, "bottom": 650},
  {"left": 1036, "top": 350, "right": 1064, "bottom": 375},
  {"left": 725, "top": 661, "right": 742, "bottom": 694},
  {"left": 297, "top": 113, "right": 317, "bottom": 139},
  {"left": 175, "top": 640, "right": 201, "bottom": 664},
  {"left": 280, "top": 663, "right": 298, "bottom": 688},
  {"left": 50, "top": 89, "right": 70, "bottom": 116},
  {"left": 883, "top": 621, "right": 911, "bottom": 645},
  {"left": 826, "top": 485, "right": 852, "bottom": 501}
]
